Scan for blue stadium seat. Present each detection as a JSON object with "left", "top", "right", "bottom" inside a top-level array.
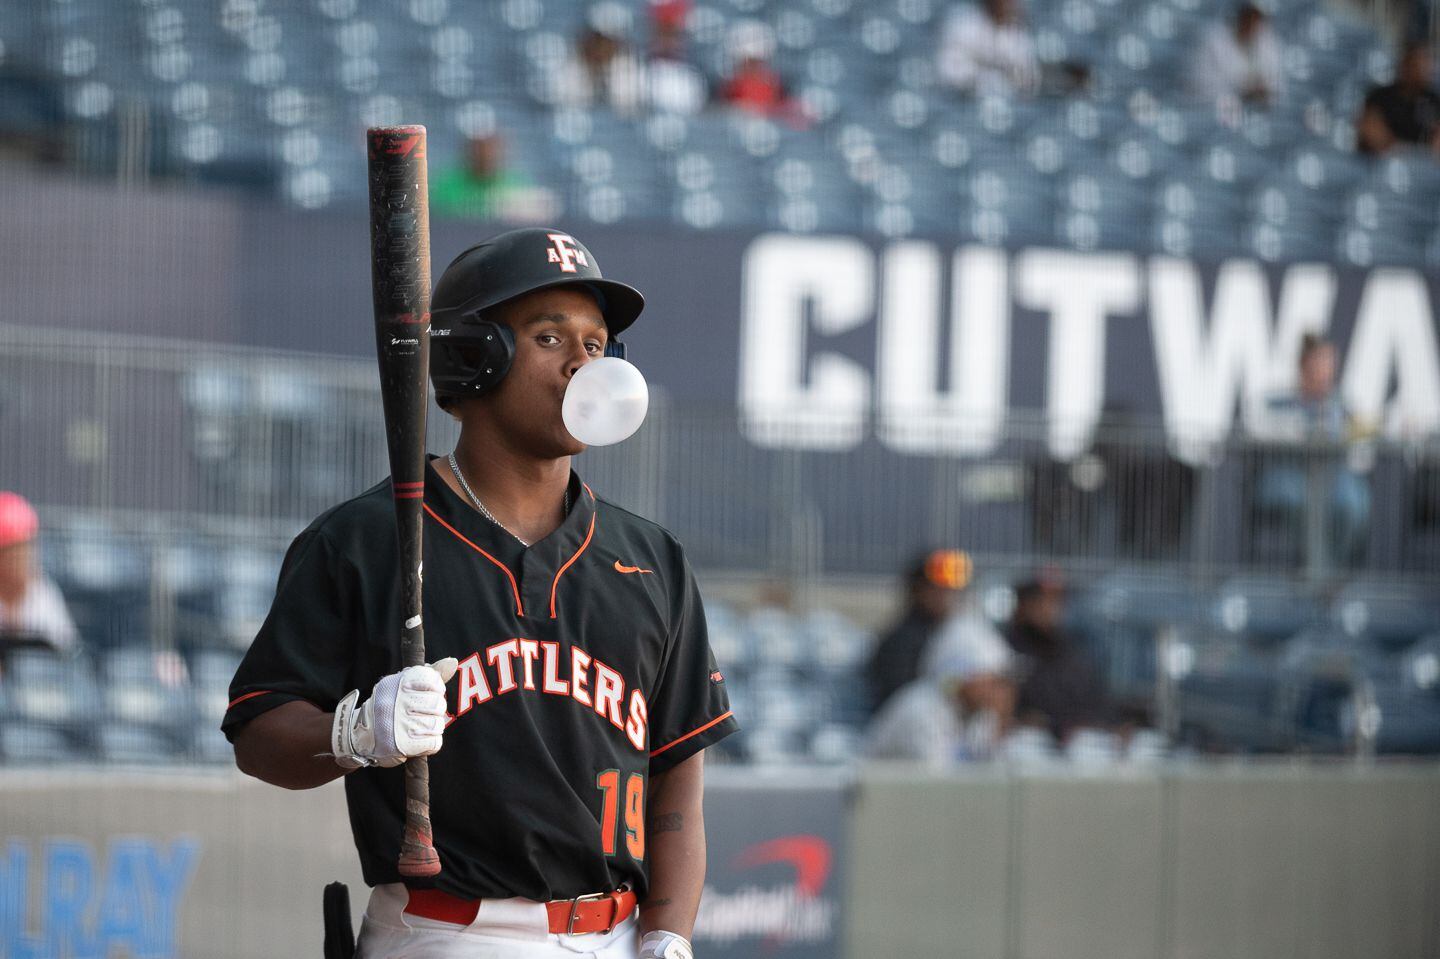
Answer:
[
  {"left": 1401, "top": 635, "right": 1440, "bottom": 697},
  {"left": 1214, "top": 576, "right": 1327, "bottom": 644},
  {"left": 748, "top": 607, "right": 807, "bottom": 669},
  {"left": 1176, "top": 638, "right": 1287, "bottom": 752},
  {"left": 0, "top": 722, "right": 87, "bottom": 765},
  {"left": 808, "top": 722, "right": 862, "bottom": 764},
  {"left": 96, "top": 724, "right": 185, "bottom": 765},
  {"left": 704, "top": 601, "right": 755, "bottom": 676},
  {"left": 190, "top": 724, "right": 235, "bottom": 764},
  {"left": 100, "top": 649, "right": 194, "bottom": 731},
  {"left": 3, "top": 649, "right": 102, "bottom": 727},
  {"left": 1078, "top": 568, "right": 1209, "bottom": 632},
  {"left": 1332, "top": 583, "right": 1440, "bottom": 651}
]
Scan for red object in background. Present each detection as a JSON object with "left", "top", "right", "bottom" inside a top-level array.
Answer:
[
  {"left": 723, "top": 62, "right": 786, "bottom": 114},
  {"left": 0, "top": 492, "right": 38, "bottom": 548},
  {"left": 650, "top": 0, "right": 690, "bottom": 30}
]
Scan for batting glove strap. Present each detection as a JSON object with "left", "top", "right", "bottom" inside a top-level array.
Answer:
[
  {"left": 639, "top": 930, "right": 694, "bottom": 959},
  {"left": 331, "top": 688, "right": 374, "bottom": 769}
]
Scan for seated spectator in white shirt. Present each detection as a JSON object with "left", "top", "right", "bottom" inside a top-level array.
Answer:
[
  {"left": 937, "top": 0, "right": 1041, "bottom": 98},
  {"left": 646, "top": 0, "right": 707, "bottom": 115},
  {"left": 549, "top": 3, "right": 647, "bottom": 116},
  {"left": 1188, "top": 3, "right": 1286, "bottom": 109},
  {"left": 0, "top": 492, "right": 78, "bottom": 655},
  {"left": 865, "top": 614, "right": 1016, "bottom": 766}
]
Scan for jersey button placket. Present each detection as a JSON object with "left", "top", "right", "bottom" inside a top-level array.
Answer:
[{"left": 521, "top": 549, "right": 550, "bottom": 621}]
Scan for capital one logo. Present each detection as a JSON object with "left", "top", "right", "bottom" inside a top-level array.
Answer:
[
  {"left": 694, "top": 834, "right": 836, "bottom": 949},
  {"left": 731, "top": 835, "right": 832, "bottom": 897},
  {"left": 546, "top": 233, "right": 589, "bottom": 273}
]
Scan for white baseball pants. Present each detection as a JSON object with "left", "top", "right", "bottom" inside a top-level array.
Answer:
[{"left": 355, "top": 883, "right": 639, "bottom": 959}]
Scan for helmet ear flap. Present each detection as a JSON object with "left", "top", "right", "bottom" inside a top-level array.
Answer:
[{"left": 431, "top": 316, "right": 516, "bottom": 396}]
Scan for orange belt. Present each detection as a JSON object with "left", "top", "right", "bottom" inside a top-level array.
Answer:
[{"left": 404, "top": 886, "right": 638, "bottom": 935}]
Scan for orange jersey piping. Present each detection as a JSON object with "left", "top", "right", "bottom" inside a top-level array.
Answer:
[
  {"left": 227, "top": 690, "right": 271, "bottom": 710},
  {"left": 650, "top": 711, "right": 734, "bottom": 758},
  {"left": 550, "top": 512, "right": 596, "bottom": 618},
  {"left": 424, "top": 503, "right": 525, "bottom": 617}
]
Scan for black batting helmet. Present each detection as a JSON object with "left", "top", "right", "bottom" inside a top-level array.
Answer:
[{"left": 429, "top": 228, "right": 644, "bottom": 398}]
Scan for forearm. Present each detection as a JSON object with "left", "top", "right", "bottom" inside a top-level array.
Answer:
[
  {"left": 641, "top": 751, "right": 706, "bottom": 939},
  {"left": 232, "top": 700, "right": 348, "bottom": 790}
]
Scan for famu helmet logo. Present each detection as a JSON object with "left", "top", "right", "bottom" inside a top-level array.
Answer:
[{"left": 546, "top": 233, "right": 589, "bottom": 273}]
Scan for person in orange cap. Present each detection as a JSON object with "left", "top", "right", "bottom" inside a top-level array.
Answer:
[
  {"left": 865, "top": 548, "right": 974, "bottom": 715},
  {"left": 0, "top": 492, "right": 77, "bottom": 655}
]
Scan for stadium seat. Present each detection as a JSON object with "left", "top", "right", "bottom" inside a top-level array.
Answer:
[
  {"left": 1176, "top": 637, "right": 1288, "bottom": 753},
  {"left": 96, "top": 724, "right": 185, "bottom": 765},
  {"left": 2, "top": 649, "right": 101, "bottom": 727},
  {"left": 99, "top": 648, "right": 193, "bottom": 730},
  {"left": 1332, "top": 582, "right": 1440, "bottom": 651},
  {"left": 1401, "top": 634, "right": 1440, "bottom": 697},
  {"left": 190, "top": 724, "right": 236, "bottom": 764},
  {"left": 1213, "top": 576, "right": 1327, "bottom": 644},
  {"left": 0, "top": 722, "right": 87, "bottom": 765}
]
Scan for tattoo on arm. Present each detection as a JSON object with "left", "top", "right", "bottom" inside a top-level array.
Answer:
[
  {"left": 647, "top": 897, "right": 673, "bottom": 907},
  {"left": 651, "top": 812, "right": 684, "bottom": 835}
]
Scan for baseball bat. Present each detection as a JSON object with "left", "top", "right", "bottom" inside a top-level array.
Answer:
[{"left": 366, "top": 125, "right": 439, "bottom": 878}]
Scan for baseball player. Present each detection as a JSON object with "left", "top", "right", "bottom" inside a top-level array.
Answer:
[{"left": 224, "top": 228, "right": 737, "bottom": 958}]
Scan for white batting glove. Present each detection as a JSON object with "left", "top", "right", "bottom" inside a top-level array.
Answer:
[
  {"left": 331, "top": 658, "right": 458, "bottom": 769},
  {"left": 639, "top": 931, "right": 693, "bottom": 959}
]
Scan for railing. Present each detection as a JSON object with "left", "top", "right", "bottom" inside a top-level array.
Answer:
[{"left": 3, "top": 325, "right": 1438, "bottom": 589}]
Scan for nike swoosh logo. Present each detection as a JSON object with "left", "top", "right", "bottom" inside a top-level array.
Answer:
[{"left": 614, "top": 560, "right": 654, "bottom": 575}]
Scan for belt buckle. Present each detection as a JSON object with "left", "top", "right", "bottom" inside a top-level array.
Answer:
[{"left": 565, "top": 891, "right": 613, "bottom": 936}]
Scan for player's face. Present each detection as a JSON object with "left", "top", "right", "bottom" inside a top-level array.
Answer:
[{"left": 487, "top": 286, "right": 608, "bottom": 457}]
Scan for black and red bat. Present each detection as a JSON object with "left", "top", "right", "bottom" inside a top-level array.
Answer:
[{"left": 366, "top": 125, "right": 438, "bottom": 878}]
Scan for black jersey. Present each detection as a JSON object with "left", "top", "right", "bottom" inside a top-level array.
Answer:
[{"left": 223, "top": 460, "right": 737, "bottom": 902}]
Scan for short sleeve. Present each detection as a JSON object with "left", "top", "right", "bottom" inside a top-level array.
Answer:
[
  {"left": 221, "top": 528, "right": 359, "bottom": 741},
  {"left": 645, "top": 554, "right": 738, "bottom": 774}
]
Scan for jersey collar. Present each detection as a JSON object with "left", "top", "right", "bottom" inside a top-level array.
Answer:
[{"left": 422, "top": 456, "right": 598, "bottom": 567}]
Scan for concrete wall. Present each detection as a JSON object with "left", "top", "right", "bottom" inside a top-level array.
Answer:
[
  {"left": 845, "top": 763, "right": 1440, "bottom": 959},
  {"left": 3, "top": 763, "right": 1438, "bottom": 958}
]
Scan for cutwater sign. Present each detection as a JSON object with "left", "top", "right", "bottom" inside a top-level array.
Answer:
[{"left": 0, "top": 838, "right": 199, "bottom": 958}]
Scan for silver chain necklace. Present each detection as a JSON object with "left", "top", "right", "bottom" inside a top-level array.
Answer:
[{"left": 447, "top": 452, "right": 568, "bottom": 548}]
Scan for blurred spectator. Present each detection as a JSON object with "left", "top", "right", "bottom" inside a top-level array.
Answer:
[
  {"left": 1004, "top": 571, "right": 1108, "bottom": 744},
  {"left": 1357, "top": 40, "right": 1440, "bottom": 156},
  {"left": 1254, "top": 334, "right": 1372, "bottom": 566},
  {"left": 0, "top": 492, "right": 78, "bottom": 655},
  {"left": 429, "top": 133, "right": 558, "bottom": 223},
  {"left": 936, "top": 0, "right": 1041, "bottom": 98},
  {"left": 720, "top": 20, "right": 807, "bottom": 125},
  {"left": 1187, "top": 3, "right": 1285, "bottom": 110},
  {"left": 646, "top": 0, "right": 707, "bottom": 115},
  {"left": 1044, "top": 61, "right": 1093, "bottom": 97},
  {"left": 865, "top": 618, "right": 1016, "bottom": 765},
  {"left": 1095, "top": 404, "right": 1196, "bottom": 560},
  {"left": 551, "top": 3, "right": 647, "bottom": 115},
  {"left": 865, "top": 549, "right": 972, "bottom": 714}
]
